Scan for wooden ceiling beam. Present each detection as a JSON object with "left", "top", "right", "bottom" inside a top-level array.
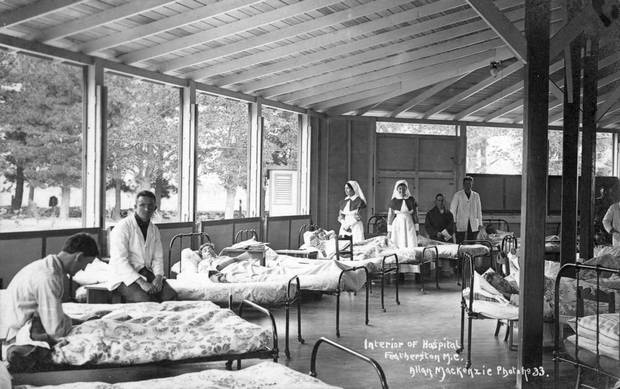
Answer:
[
  {"left": 158, "top": 0, "right": 411, "bottom": 73},
  {"left": 35, "top": 0, "right": 176, "bottom": 42},
  {"left": 291, "top": 39, "right": 506, "bottom": 107},
  {"left": 194, "top": 0, "right": 473, "bottom": 83},
  {"left": 234, "top": 0, "right": 543, "bottom": 94},
  {"left": 0, "top": 0, "right": 86, "bottom": 29},
  {"left": 118, "top": 0, "right": 341, "bottom": 64},
  {"left": 390, "top": 75, "right": 467, "bottom": 118},
  {"left": 79, "top": 0, "right": 255, "bottom": 53},
  {"left": 466, "top": 0, "right": 527, "bottom": 63},
  {"left": 325, "top": 50, "right": 507, "bottom": 115}
]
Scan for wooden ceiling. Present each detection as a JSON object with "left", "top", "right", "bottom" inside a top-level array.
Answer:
[{"left": 0, "top": 0, "right": 619, "bottom": 128}]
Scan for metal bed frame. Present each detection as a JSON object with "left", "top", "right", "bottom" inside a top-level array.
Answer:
[
  {"left": 8, "top": 300, "right": 279, "bottom": 386},
  {"left": 311, "top": 337, "right": 389, "bottom": 389},
  {"left": 167, "top": 232, "right": 303, "bottom": 359},
  {"left": 433, "top": 239, "right": 494, "bottom": 289},
  {"left": 553, "top": 263, "right": 620, "bottom": 389},
  {"left": 234, "top": 229, "right": 259, "bottom": 243}
]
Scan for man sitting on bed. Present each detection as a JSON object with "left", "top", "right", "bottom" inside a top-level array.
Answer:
[
  {"left": 110, "top": 190, "right": 177, "bottom": 302},
  {"left": 424, "top": 193, "right": 454, "bottom": 242},
  {"left": 2, "top": 233, "right": 99, "bottom": 364}
]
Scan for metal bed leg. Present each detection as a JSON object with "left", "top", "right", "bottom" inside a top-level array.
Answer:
[
  {"left": 435, "top": 257, "right": 440, "bottom": 289},
  {"left": 494, "top": 320, "right": 502, "bottom": 337},
  {"left": 466, "top": 313, "right": 473, "bottom": 369},
  {"left": 297, "top": 296, "right": 304, "bottom": 344},
  {"left": 381, "top": 270, "right": 386, "bottom": 312},
  {"left": 285, "top": 302, "right": 291, "bottom": 359},
  {"left": 365, "top": 278, "right": 369, "bottom": 325},
  {"left": 336, "top": 290, "right": 341, "bottom": 338},
  {"left": 420, "top": 263, "right": 425, "bottom": 294},
  {"left": 395, "top": 266, "right": 400, "bottom": 305},
  {"left": 237, "top": 359, "right": 241, "bottom": 370},
  {"left": 504, "top": 321, "right": 511, "bottom": 342},
  {"left": 457, "top": 302, "right": 465, "bottom": 354}
]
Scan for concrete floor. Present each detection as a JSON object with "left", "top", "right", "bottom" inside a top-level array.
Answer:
[{"left": 253, "top": 277, "right": 581, "bottom": 389}]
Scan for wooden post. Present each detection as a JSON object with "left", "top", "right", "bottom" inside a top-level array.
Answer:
[
  {"left": 579, "top": 35, "right": 599, "bottom": 260},
  {"left": 560, "top": 2, "right": 582, "bottom": 266},
  {"left": 518, "top": 0, "right": 550, "bottom": 387}
]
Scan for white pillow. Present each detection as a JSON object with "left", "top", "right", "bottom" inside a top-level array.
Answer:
[
  {"left": 72, "top": 258, "right": 112, "bottom": 285},
  {"left": 171, "top": 248, "right": 201, "bottom": 274}
]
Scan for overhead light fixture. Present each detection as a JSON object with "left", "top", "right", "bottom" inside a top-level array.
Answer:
[{"left": 490, "top": 60, "right": 501, "bottom": 77}]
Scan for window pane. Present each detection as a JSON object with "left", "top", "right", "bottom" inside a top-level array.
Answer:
[
  {"left": 0, "top": 52, "right": 83, "bottom": 232},
  {"left": 105, "top": 74, "right": 180, "bottom": 225},
  {"left": 377, "top": 122, "right": 455, "bottom": 135},
  {"left": 196, "top": 93, "right": 249, "bottom": 220},
  {"left": 596, "top": 132, "right": 613, "bottom": 176},
  {"left": 262, "top": 107, "right": 300, "bottom": 216},
  {"left": 466, "top": 126, "right": 523, "bottom": 174}
]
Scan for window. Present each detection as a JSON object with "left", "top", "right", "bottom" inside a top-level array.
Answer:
[
  {"left": 596, "top": 132, "right": 614, "bottom": 176},
  {"left": 105, "top": 74, "right": 180, "bottom": 225},
  {"left": 377, "top": 122, "right": 455, "bottom": 135},
  {"left": 0, "top": 52, "right": 84, "bottom": 232},
  {"left": 466, "top": 126, "right": 523, "bottom": 174},
  {"left": 548, "top": 131, "right": 613, "bottom": 176},
  {"left": 196, "top": 93, "right": 249, "bottom": 220},
  {"left": 262, "top": 107, "right": 301, "bottom": 216}
]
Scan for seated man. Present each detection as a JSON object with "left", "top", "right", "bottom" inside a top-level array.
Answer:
[
  {"left": 424, "top": 193, "right": 455, "bottom": 242},
  {"left": 110, "top": 190, "right": 177, "bottom": 302},
  {"left": 3, "top": 233, "right": 99, "bottom": 361}
]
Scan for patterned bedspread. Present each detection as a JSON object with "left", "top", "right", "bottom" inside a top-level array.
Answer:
[
  {"left": 53, "top": 301, "right": 272, "bottom": 366},
  {"left": 16, "top": 361, "right": 341, "bottom": 389}
]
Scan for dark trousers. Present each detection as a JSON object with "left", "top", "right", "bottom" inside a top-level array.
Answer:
[
  {"left": 455, "top": 222, "right": 477, "bottom": 244},
  {"left": 116, "top": 268, "right": 177, "bottom": 303}
]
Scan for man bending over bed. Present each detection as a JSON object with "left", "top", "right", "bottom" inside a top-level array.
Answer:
[
  {"left": 3, "top": 233, "right": 99, "bottom": 358},
  {"left": 110, "top": 190, "right": 177, "bottom": 302}
]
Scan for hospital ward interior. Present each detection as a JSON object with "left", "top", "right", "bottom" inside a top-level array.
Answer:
[{"left": 2, "top": 0, "right": 620, "bottom": 388}]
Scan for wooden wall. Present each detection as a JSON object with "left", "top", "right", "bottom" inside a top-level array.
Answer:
[{"left": 312, "top": 116, "right": 375, "bottom": 232}]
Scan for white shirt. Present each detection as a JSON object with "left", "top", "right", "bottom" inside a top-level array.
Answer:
[
  {"left": 109, "top": 215, "right": 164, "bottom": 286},
  {"left": 450, "top": 190, "right": 483, "bottom": 232},
  {"left": 2, "top": 255, "right": 72, "bottom": 342},
  {"left": 603, "top": 202, "right": 620, "bottom": 246}
]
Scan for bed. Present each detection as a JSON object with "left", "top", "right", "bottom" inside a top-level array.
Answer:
[
  {"left": 1, "top": 298, "right": 278, "bottom": 379},
  {"left": 456, "top": 252, "right": 519, "bottom": 369},
  {"left": 4, "top": 299, "right": 279, "bottom": 386},
  {"left": 553, "top": 262, "right": 620, "bottom": 389},
  {"left": 11, "top": 337, "right": 388, "bottom": 389},
  {"left": 165, "top": 232, "right": 303, "bottom": 359}
]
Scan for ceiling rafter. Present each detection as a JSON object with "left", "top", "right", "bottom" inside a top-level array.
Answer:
[
  {"left": 390, "top": 75, "right": 467, "bottom": 118},
  {"left": 0, "top": 0, "right": 86, "bottom": 29},
  {"left": 118, "top": 0, "right": 341, "bottom": 64},
  {"left": 162, "top": 0, "right": 413, "bottom": 74},
  {"left": 465, "top": 0, "right": 527, "bottom": 63},
  {"left": 326, "top": 49, "right": 512, "bottom": 116},
  {"left": 425, "top": 15, "right": 584, "bottom": 119},
  {"left": 79, "top": 0, "right": 255, "bottom": 54},
  {"left": 35, "top": 0, "right": 176, "bottom": 43},
  {"left": 291, "top": 39, "right": 506, "bottom": 108},
  {"left": 192, "top": 0, "right": 470, "bottom": 83},
  {"left": 235, "top": 0, "right": 536, "bottom": 95}
]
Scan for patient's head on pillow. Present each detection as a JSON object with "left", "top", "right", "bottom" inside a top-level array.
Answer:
[{"left": 198, "top": 242, "right": 217, "bottom": 260}]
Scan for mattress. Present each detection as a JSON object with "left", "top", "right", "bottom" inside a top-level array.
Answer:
[
  {"left": 15, "top": 361, "right": 341, "bottom": 389},
  {"left": 167, "top": 273, "right": 293, "bottom": 305},
  {"left": 563, "top": 336, "right": 620, "bottom": 374},
  {"left": 435, "top": 243, "right": 490, "bottom": 259},
  {"left": 52, "top": 301, "right": 272, "bottom": 366}
]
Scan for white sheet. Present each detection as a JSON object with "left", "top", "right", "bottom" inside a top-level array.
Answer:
[{"left": 15, "top": 362, "right": 341, "bottom": 389}]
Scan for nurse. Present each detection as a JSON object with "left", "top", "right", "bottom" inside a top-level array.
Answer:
[
  {"left": 338, "top": 180, "right": 367, "bottom": 242},
  {"left": 387, "top": 180, "right": 419, "bottom": 248}
]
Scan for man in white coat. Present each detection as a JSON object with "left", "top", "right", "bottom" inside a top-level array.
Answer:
[
  {"left": 602, "top": 200, "right": 620, "bottom": 246},
  {"left": 110, "top": 190, "right": 176, "bottom": 302},
  {"left": 450, "top": 176, "right": 483, "bottom": 244}
]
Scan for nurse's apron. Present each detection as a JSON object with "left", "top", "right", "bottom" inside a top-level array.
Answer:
[
  {"left": 339, "top": 200, "right": 364, "bottom": 243},
  {"left": 391, "top": 201, "right": 417, "bottom": 248}
]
